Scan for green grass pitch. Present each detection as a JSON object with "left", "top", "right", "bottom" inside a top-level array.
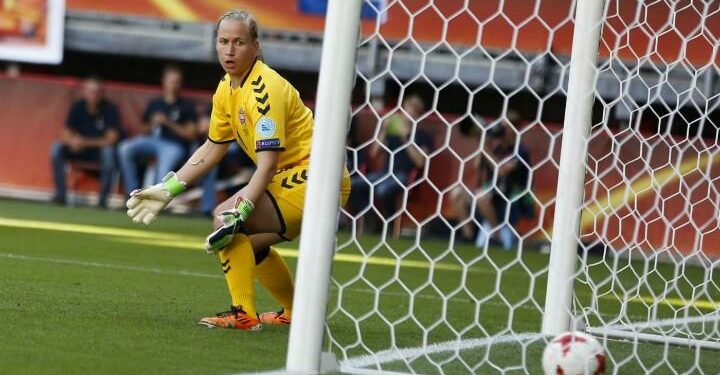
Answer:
[{"left": 0, "top": 199, "right": 718, "bottom": 374}]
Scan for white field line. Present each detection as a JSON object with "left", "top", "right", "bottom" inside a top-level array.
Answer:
[
  {"left": 0, "top": 253, "right": 221, "bottom": 279},
  {"left": 340, "top": 332, "right": 544, "bottom": 370}
]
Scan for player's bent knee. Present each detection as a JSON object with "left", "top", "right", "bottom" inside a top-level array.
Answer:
[
  {"left": 254, "top": 247, "right": 270, "bottom": 265},
  {"left": 212, "top": 204, "right": 233, "bottom": 227}
]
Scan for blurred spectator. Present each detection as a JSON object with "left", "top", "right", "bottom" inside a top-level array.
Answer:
[
  {"left": 346, "top": 114, "right": 368, "bottom": 178},
  {"left": 450, "top": 112, "right": 534, "bottom": 249},
  {"left": 195, "top": 102, "right": 253, "bottom": 216},
  {"left": 337, "top": 113, "right": 370, "bottom": 230},
  {"left": 350, "top": 94, "right": 433, "bottom": 219},
  {"left": 50, "top": 76, "right": 120, "bottom": 207},
  {"left": 343, "top": 114, "right": 369, "bottom": 223},
  {"left": 118, "top": 64, "right": 198, "bottom": 195}
]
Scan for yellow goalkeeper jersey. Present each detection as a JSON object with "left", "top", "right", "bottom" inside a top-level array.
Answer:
[{"left": 208, "top": 59, "right": 313, "bottom": 170}]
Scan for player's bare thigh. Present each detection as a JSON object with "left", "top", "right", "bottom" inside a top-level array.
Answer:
[
  {"left": 213, "top": 188, "right": 283, "bottom": 234},
  {"left": 249, "top": 232, "right": 285, "bottom": 254}
]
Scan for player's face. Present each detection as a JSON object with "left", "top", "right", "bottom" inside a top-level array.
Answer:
[{"left": 216, "top": 19, "right": 259, "bottom": 78}]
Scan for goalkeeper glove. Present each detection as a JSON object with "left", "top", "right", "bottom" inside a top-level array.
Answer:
[
  {"left": 126, "top": 172, "right": 187, "bottom": 225},
  {"left": 204, "top": 197, "right": 254, "bottom": 253}
]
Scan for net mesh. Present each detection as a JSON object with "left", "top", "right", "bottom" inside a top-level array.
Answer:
[{"left": 326, "top": 1, "right": 720, "bottom": 373}]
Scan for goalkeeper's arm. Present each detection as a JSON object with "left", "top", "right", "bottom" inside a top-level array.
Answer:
[
  {"left": 175, "top": 139, "right": 230, "bottom": 185},
  {"left": 127, "top": 140, "right": 229, "bottom": 224},
  {"left": 240, "top": 149, "right": 278, "bottom": 209}
]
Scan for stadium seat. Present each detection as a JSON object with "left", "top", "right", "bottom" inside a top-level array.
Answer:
[{"left": 65, "top": 160, "right": 119, "bottom": 206}]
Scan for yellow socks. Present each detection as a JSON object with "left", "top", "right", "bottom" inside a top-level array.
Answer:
[
  {"left": 218, "top": 233, "right": 256, "bottom": 317},
  {"left": 218, "top": 242, "right": 294, "bottom": 319},
  {"left": 255, "top": 247, "right": 294, "bottom": 318}
]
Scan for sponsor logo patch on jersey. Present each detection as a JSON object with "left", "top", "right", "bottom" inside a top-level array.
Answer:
[
  {"left": 256, "top": 117, "right": 276, "bottom": 138},
  {"left": 256, "top": 138, "right": 281, "bottom": 149}
]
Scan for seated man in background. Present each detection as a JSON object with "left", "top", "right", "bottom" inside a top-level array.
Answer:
[
  {"left": 451, "top": 112, "right": 534, "bottom": 249},
  {"left": 118, "top": 64, "right": 197, "bottom": 196},
  {"left": 50, "top": 76, "right": 121, "bottom": 207},
  {"left": 350, "top": 94, "right": 433, "bottom": 220}
]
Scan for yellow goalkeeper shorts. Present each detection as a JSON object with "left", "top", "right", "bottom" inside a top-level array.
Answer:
[{"left": 267, "top": 164, "right": 351, "bottom": 240}]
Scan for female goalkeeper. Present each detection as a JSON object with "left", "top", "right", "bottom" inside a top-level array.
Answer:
[{"left": 126, "top": 10, "right": 351, "bottom": 330}]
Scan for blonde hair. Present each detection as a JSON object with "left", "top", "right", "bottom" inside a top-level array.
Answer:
[{"left": 216, "top": 10, "right": 263, "bottom": 60}]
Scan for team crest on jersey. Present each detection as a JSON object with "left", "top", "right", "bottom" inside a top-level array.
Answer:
[
  {"left": 238, "top": 109, "right": 247, "bottom": 125},
  {"left": 256, "top": 117, "right": 276, "bottom": 138}
]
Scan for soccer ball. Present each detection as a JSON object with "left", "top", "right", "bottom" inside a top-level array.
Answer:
[{"left": 542, "top": 332, "right": 606, "bottom": 375}]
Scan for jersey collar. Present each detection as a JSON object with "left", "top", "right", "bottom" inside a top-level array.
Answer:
[{"left": 238, "top": 58, "right": 259, "bottom": 88}]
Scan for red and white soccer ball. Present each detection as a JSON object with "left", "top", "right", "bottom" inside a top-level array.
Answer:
[{"left": 542, "top": 332, "right": 606, "bottom": 375}]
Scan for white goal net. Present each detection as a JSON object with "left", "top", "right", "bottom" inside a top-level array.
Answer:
[{"left": 315, "top": 0, "right": 720, "bottom": 374}]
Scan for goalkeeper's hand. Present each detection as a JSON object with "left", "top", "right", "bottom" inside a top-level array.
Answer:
[
  {"left": 204, "top": 197, "right": 254, "bottom": 254},
  {"left": 126, "top": 172, "right": 186, "bottom": 225}
]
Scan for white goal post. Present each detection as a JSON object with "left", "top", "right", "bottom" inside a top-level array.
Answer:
[
  {"left": 542, "top": 0, "right": 605, "bottom": 335},
  {"left": 287, "top": 0, "right": 365, "bottom": 373},
  {"left": 289, "top": 0, "right": 720, "bottom": 374}
]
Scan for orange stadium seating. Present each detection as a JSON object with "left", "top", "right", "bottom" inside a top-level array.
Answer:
[{"left": 66, "top": 0, "right": 719, "bottom": 66}]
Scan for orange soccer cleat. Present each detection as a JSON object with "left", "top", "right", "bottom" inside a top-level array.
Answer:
[
  {"left": 198, "top": 306, "right": 262, "bottom": 331},
  {"left": 259, "top": 308, "right": 291, "bottom": 326}
]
